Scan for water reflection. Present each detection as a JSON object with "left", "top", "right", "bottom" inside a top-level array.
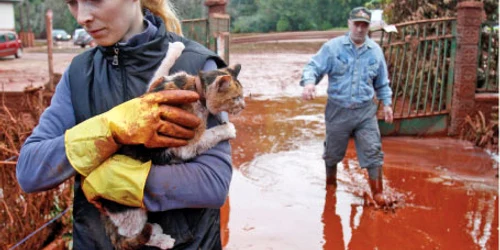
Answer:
[
  {"left": 466, "top": 193, "right": 497, "bottom": 249},
  {"left": 224, "top": 98, "right": 498, "bottom": 249},
  {"left": 226, "top": 141, "right": 326, "bottom": 249},
  {"left": 322, "top": 185, "right": 345, "bottom": 249}
]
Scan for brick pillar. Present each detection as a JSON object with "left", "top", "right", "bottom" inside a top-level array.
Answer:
[
  {"left": 204, "top": 0, "right": 230, "bottom": 63},
  {"left": 449, "top": 1, "right": 483, "bottom": 135},
  {"left": 204, "top": 0, "right": 227, "bottom": 15}
]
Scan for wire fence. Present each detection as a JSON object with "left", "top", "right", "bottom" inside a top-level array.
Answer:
[{"left": 1, "top": 87, "right": 73, "bottom": 250}]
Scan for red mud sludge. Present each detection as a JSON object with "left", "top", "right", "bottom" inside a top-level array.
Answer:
[{"left": 225, "top": 97, "right": 498, "bottom": 250}]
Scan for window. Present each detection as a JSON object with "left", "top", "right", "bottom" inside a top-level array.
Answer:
[
  {"left": 0, "top": 35, "right": 6, "bottom": 43},
  {"left": 7, "top": 33, "right": 15, "bottom": 41}
]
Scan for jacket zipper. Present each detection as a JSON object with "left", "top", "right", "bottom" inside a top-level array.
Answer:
[
  {"left": 121, "top": 63, "right": 128, "bottom": 101},
  {"left": 112, "top": 44, "right": 128, "bottom": 101},
  {"left": 112, "top": 45, "right": 119, "bottom": 66}
]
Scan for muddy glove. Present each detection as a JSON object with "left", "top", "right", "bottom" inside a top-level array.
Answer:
[
  {"left": 82, "top": 154, "right": 151, "bottom": 207},
  {"left": 65, "top": 90, "right": 201, "bottom": 177}
]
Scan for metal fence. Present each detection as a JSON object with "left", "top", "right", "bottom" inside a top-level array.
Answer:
[
  {"left": 182, "top": 14, "right": 231, "bottom": 64},
  {"left": 372, "top": 17, "right": 457, "bottom": 119},
  {"left": 477, "top": 21, "right": 499, "bottom": 93},
  {"left": 182, "top": 18, "right": 209, "bottom": 46},
  {"left": 1, "top": 89, "right": 73, "bottom": 250}
]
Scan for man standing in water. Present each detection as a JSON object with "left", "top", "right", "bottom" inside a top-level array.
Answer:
[{"left": 300, "top": 7, "right": 394, "bottom": 208}]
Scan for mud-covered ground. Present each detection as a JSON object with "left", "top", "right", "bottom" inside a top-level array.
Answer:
[
  {"left": 226, "top": 96, "right": 498, "bottom": 250},
  {"left": 1, "top": 36, "right": 498, "bottom": 250}
]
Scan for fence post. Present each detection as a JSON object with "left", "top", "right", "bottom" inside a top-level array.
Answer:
[
  {"left": 205, "top": 0, "right": 227, "bottom": 15},
  {"left": 45, "top": 10, "right": 54, "bottom": 92},
  {"left": 204, "top": 0, "right": 230, "bottom": 63},
  {"left": 449, "top": 1, "right": 484, "bottom": 135}
]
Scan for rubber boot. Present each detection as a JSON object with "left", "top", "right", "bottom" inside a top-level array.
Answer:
[
  {"left": 325, "top": 163, "right": 338, "bottom": 186},
  {"left": 367, "top": 167, "right": 388, "bottom": 207}
]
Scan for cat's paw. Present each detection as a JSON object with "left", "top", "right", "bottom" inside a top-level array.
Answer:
[
  {"left": 223, "top": 122, "right": 237, "bottom": 139},
  {"left": 157, "top": 234, "right": 175, "bottom": 250},
  {"left": 168, "top": 42, "right": 185, "bottom": 60},
  {"left": 146, "top": 224, "right": 175, "bottom": 249},
  {"left": 169, "top": 41, "right": 185, "bottom": 51},
  {"left": 151, "top": 223, "right": 163, "bottom": 234}
]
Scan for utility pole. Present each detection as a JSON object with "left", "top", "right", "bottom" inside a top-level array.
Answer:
[{"left": 46, "top": 9, "right": 54, "bottom": 92}]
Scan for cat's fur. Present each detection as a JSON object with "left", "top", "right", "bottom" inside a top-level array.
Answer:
[{"left": 98, "top": 42, "right": 245, "bottom": 250}]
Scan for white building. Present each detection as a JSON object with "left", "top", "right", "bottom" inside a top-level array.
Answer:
[{"left": 0, "top": 0, "right": 20, "bottom": 31}]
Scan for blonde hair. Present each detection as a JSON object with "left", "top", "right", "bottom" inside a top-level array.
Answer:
[{"left": 141, "top": 0, "right": 183, "bottom": 36}]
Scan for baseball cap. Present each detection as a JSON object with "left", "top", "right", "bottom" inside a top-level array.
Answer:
[{"left": 349, "top": 7, "right": 371, "bottom": 23}]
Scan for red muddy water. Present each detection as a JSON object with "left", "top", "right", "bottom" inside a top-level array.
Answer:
[
  {"left": 221, "top": 52, "right": 499, "bottom": 250},
  {"left": 223, "top": 97, "right": 498, "bottom": 250}
]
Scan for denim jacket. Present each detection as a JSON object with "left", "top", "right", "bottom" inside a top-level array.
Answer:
[{"left": 300, "top": 33, "right": 392, "bottom": 107}]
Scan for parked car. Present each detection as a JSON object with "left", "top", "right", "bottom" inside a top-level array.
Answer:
[
  {"left": 0, "top": 30, "right": 23, "bottom": 59},
  {"left": 73, "top": 28, "right": 95, "bottom": 48},
  {"left": 53, "top": 29, "right": 72, "bottom": 41}
]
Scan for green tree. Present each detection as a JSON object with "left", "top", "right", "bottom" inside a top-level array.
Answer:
[
  {"left": 15, "top": 0, "right": 78, "bottom": 38},
  {"left": 15, "top": 0, "right": 46, "bottom": 36},
  {"left": 276, "top": 17, "right": 291, "bottom": 32},
  {"left": 171, "top": 0, "right": 205, "bottom": 19},
  {"left": 229, "top": 0, "right": 371, "bottom": 33},
  {"left": 45, "top": 0, "right": 78, "bottom": 35}
]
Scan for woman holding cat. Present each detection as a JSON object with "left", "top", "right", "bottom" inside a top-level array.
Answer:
[{"left": 16, "top": 0, "right": 232, "bottom": 249}]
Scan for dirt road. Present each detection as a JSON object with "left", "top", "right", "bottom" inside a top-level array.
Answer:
[
  {"left": 231, "top": 30, "right": 345, "bottom": 44},
  {"left": 0, "top": 50, "right": 77, "bottom": 92}
]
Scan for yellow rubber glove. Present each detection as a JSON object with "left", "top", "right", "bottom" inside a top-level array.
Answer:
[
  {"left": 82, "top": 154, "right": 151, "bottom": 207},
  {"left": 65, "top": 90, "right": 201, "bottom": 177}
]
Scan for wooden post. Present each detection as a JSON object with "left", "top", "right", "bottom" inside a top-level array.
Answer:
[
  {"left": 448, "top": 1, "right": 484, "bottom": 135},
  {"left": 46, "top": 9, "right": 54, "bottom": 92}
]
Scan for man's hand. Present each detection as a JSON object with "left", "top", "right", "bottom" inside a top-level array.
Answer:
[
  {"left": 302, "top": 84, "right": 316, "bottom": 100},
  {"left": 383, "top": 105, "right": 393, "bottom": 124}
]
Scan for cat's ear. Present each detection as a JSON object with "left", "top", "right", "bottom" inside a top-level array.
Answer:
[
  {"left": 215, "top": 75, "right": 232, "bottom": 92},
  {"left": 147, "top": 76, "right": 165, "bottom": 93},
  {"left": 198, "top": 71, "right": 214, "bottom": 86},
  {"left": 229, "top": 64, "right": 241, "bottom": 77}
]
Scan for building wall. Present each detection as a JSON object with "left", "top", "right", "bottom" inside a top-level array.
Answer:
[{"left": 0, "top": 2, "right": 15, "bottom": 30}]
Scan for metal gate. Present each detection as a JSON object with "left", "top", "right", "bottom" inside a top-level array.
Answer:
[
  {"left": 371, "top": 18, "right": 457, "bottom": 135},
  {"left": 477, "top": 21, "right": 499, "bottom": 93}
]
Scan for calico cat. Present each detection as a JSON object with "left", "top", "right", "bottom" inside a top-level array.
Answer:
[{"left": 98, "top": 42, "right": 245, "bottom": 250}]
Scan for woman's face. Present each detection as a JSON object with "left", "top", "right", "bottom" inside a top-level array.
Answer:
[{"left": 66, "top": 0, "right": 142, "bottom": 46}]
